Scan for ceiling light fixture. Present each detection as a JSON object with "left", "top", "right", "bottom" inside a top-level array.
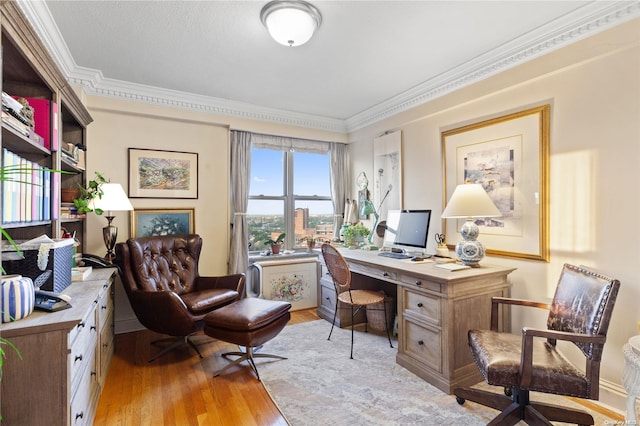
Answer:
[{"left": 260, "top": 0, "right": 322, "bottom": 47}]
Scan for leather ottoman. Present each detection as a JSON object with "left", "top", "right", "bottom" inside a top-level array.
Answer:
[{"left": 204, "top": 297, "right": 291, "bottom": 380}]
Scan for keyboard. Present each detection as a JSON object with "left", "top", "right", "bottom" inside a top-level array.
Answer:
[{"left": 378, "top": 251, "right": 410, "bottom": 259}]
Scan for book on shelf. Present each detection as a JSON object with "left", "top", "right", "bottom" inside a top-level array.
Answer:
[{"left": 71, "top": 266, "right": 92, "bottom": 282}]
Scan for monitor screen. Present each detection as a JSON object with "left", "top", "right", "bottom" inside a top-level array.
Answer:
[{"left": 382, "top": 209, "right": 432, "bottom": 251}]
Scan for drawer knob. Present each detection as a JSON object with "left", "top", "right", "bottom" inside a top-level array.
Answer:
[
  {"left": 418, "top": 340, "right": 424, "bottom": 346},
  {"left": 417, "top": 302, "right": 423, "bottom": 308},
  {"left": 415, "top": 281, "right": 422, "bottom": 286},
  {"left": 75, "top": 354, "right": 83, "bottom": 362}
]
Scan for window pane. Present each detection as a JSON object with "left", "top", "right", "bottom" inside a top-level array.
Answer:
[
  {"left": 247, "top": 200, "right": 285, "bottom": 251},
  {"left": 250, "top": 148, "right": 284, "bottom": 196},
  {"left": 293, "top": 151, "right": 330, "bottom": 196},
  {"left": 293, "top": 200, "right": 334, "bottom": 248}
]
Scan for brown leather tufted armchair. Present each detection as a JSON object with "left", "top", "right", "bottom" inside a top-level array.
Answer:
[
  {"left": 115, "top": 234, "right": 245, "bottom": 362},
  {"left": 454, "top": 263, "right": 620, "bottom": 425}
]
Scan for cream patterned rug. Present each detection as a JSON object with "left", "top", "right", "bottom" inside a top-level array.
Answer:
[{"left": 259, "top": 320, "right": 617, "bottom": 425}]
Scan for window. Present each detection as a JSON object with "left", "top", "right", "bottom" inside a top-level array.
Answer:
[{"left": 248, "top": 147, "right": 333, "bottom": 251}]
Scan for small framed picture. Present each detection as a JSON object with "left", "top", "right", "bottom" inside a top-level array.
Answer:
[
  {"left": 130, "top": 208, "right": 195, "bottom": 238},
  {"left": 128, "top": 148, "right": 198, "bottom": 199}
]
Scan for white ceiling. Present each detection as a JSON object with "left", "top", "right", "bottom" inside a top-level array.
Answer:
[{"left": 19, "top": 1, "right": 640, "bottom": 133}]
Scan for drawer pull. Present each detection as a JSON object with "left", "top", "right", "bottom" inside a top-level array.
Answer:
[
  {"left": 76, "top": 412, "right": 84, "bottom": 420},
  {"left": 418, "top": 340, "right": 424, "bottom": 346},
  {"left": 102, "top": 305, "right": 108, "bottom": 310},
  {"left": 91, "top": 371, "right": 97, "bottom": 377},
  {"left": 75, "top": 354, "right": 83, "bottom": 362},
  {"left": 91, "top": 325, "right": 97, "bottom": 331},
  {"left": 78, "top": 322, "right": 85, "bottom": 328},
  {"left": 415, "top": 281, "right": 422, "bottom": 286},
  {"left": 383, "top": 272, "right": 390, "bottom": 277},
  {"left": 417, "top": 302, "right": 423, "bottom": 308}
]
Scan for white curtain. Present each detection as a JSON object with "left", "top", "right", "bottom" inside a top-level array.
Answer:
[
  {"left": 228, "top": 131, "right": 252, "bottom": 275},
  {"left": 252, "top": 133, "right": 330, "bottom": 154},
  {"left": 330, "top": 143, "right": 350, "bottom": 240}
]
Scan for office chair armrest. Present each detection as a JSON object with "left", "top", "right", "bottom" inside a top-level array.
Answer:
[
  {"left": 195, "top": 273, "right": 246, "bottom": 294},
  {"left": 518, "top": 326, "right": 606, "bottom": 387},
  {"left": 490, "top": 297, "right": 550, "bottom": 330}
]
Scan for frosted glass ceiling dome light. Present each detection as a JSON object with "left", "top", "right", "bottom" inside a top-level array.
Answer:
[{"left": 260, "top": 0, "right": 322, "bottom": 47}]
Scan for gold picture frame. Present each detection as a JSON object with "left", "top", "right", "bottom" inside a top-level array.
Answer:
[
  {"left": 442, "top": 105, "right": 550, "bottom": 261},
  {"left": 130, "top": 208, "right": 195, "bottom": 238}
]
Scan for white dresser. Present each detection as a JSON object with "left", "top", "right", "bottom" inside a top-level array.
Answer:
[{"left": 0, "top": 268, "right": 116, "bottom": 425}]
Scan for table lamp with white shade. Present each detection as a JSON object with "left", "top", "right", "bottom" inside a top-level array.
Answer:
[
  {"left": 88, "top": 183, "right": 134, "bottom": 263},
  {"left": 441, "top": 181, "right": 501, "bottom": 267}
]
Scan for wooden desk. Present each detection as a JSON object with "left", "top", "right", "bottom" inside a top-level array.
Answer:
[
  {"left": 1, "top": 268, "right": 116, "bottom": 425},
  {"left": 318, "top": 248, "right": 515, "bottom": 394}
]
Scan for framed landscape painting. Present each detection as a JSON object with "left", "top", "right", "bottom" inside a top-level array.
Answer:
[
  {"left": 130, "top": 208, "right": 195, "bottom": 238},
  {"left": 442, "top": 105, "right": 550, "bottom": 261},
  {"left": 128, "top": 148, "right": 198, "bottom": 198}
]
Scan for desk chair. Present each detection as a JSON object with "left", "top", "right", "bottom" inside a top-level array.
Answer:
[
  {"left": 454, "top": 263, "right": 620, "bottom": 425},
  {"left": 321, "top": 243, "right": 393, "bottom": 359}
]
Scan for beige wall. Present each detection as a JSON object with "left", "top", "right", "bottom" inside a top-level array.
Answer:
[{"left": 349, "top": 19, "right": 639, "bottom": 411}]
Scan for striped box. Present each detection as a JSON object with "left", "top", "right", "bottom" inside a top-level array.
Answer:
[{"left": 1, "top": 275, "right": 35, "bottom": 323}]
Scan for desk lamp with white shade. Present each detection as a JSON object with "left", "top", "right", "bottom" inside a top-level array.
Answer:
[
  {"left": 441, "top": 181, "right": 501, "bottom": 267},
  {"left": 88, "top": 183, "right": 134, "bottom": 263}
]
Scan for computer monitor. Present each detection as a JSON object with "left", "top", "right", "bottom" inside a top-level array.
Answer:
[{"left": 382, "top": 209, "right": 432, "bottom": 253}]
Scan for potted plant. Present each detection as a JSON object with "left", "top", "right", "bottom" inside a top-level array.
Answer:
[
  {"left": 301, "top": 236, "right": 318, "bottom": 251},
  {"left": 73, "top": 171, "right": 107, "bottom": 214},
  {"left": 343, "top": 223, "right": 370, "bottom": 248},
  {"left": 264, "top": 232, "right": 285, "bottom": 255}
]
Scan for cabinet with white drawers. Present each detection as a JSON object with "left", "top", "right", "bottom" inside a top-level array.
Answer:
[{"left": 0, "top": 268, "right": 116, "bottom": 425}]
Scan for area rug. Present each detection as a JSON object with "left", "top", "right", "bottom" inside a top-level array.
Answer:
[{"left": 259, "top": 320, "right": 616, "bottom": 425}]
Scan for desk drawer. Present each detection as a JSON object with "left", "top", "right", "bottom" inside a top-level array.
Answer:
[
  {"left": 320, "top": 282, "right": 336, "bottom": 311},
  {"left": 399, "top": 274, "right": 441, "bottom": 292},
  {"left": 404, "top": 290, "right": 440, "bottom": 324},
  {"left": 403, "top": 319, "right": 441, "bottom": 373},
  {"left": 70, "top": 344, "right": 98, "bottom": 426},
  {"left": 349, "top": 262, "right": 397, "bottom": 281}
]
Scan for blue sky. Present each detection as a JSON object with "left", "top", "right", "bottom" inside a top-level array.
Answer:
[{"left": 248, "top": 149, "right": 332, "bottom": 215}]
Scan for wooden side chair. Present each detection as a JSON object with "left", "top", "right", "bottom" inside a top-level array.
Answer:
[
  {"left": 321, "top": 243, "right": 393, "bottom": 359},
  {"left": 454, "top": 263, "right": 620, "bottom": 425}
]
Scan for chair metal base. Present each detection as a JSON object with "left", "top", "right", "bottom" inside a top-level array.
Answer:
[
  {"left": 328, "top": 300, "right": 394, "bottom": 359},
  {"left": 149, "top": 334, "right": 204, "bottom": 363},
  {"left": 213, "top": 346, "right": 287, "bottom": 381},
  {"left": 454, "top": 386, "right": 595, "bottom": 426}
]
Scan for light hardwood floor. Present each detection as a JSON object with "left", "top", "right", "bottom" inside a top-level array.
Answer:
[
  {"left": 94, "top": 309, "right": 319, "bottom": 426},
  {"left": 95, "top": 308, "right": 623, "bottom": 425}
]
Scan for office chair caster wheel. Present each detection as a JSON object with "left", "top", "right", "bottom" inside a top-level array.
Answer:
[
  {"left": 504, "top": 387, "right": 512, "bottom": 397},
  {"left": 456, "top": 396, "right": 465, "bottom": 405}
]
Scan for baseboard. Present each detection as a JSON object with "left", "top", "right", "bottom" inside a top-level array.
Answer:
[
  {"left": 115, "top": 316, "right": 145, "bottom": 334},
  {"left": 595, "top": 379, "right": 628, "bottom": 417}
]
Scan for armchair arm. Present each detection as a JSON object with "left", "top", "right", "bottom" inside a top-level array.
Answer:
[
  {"left": 490, "top": 296, "right": 550, "bottom": 331},
  {"left": 518, "top": 326, "right": 606, "bottom": 388},
  {"left": 195, "top": 273, "right": 246, "bottom": 295},
  {"left": 129, "top": 290, "right": 198, "bottom": 336}
]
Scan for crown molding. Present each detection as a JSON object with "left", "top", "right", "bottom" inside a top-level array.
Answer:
[{"left": 18, "top": 1, "right": 640, "bottom": 135}]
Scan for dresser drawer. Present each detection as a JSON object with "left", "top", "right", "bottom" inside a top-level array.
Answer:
[
  {"left": 403, "top": 319, "right": 442, "bottom": 373},
  {"left": 69, "top": 309, "right": 98, "bottom": 391},
  {"left": 70, "top": 343, "right": 98, "bottom": 425},
  {"left": 404, "top": 289, "right": 440, "bottom": 324},
  {"left": 99, "top": 311, "right": 115, "bottom": 384},
  {"left": 97, "top": 286, "right": 114, "bottom": 329}
]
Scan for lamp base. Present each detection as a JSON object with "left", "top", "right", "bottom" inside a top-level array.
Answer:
[
  {"left": 102, "top": 216, "right": 117, "bottom": 264},
  {"left": 454, "top": 219, "right": 485, "bottom": 267}
]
